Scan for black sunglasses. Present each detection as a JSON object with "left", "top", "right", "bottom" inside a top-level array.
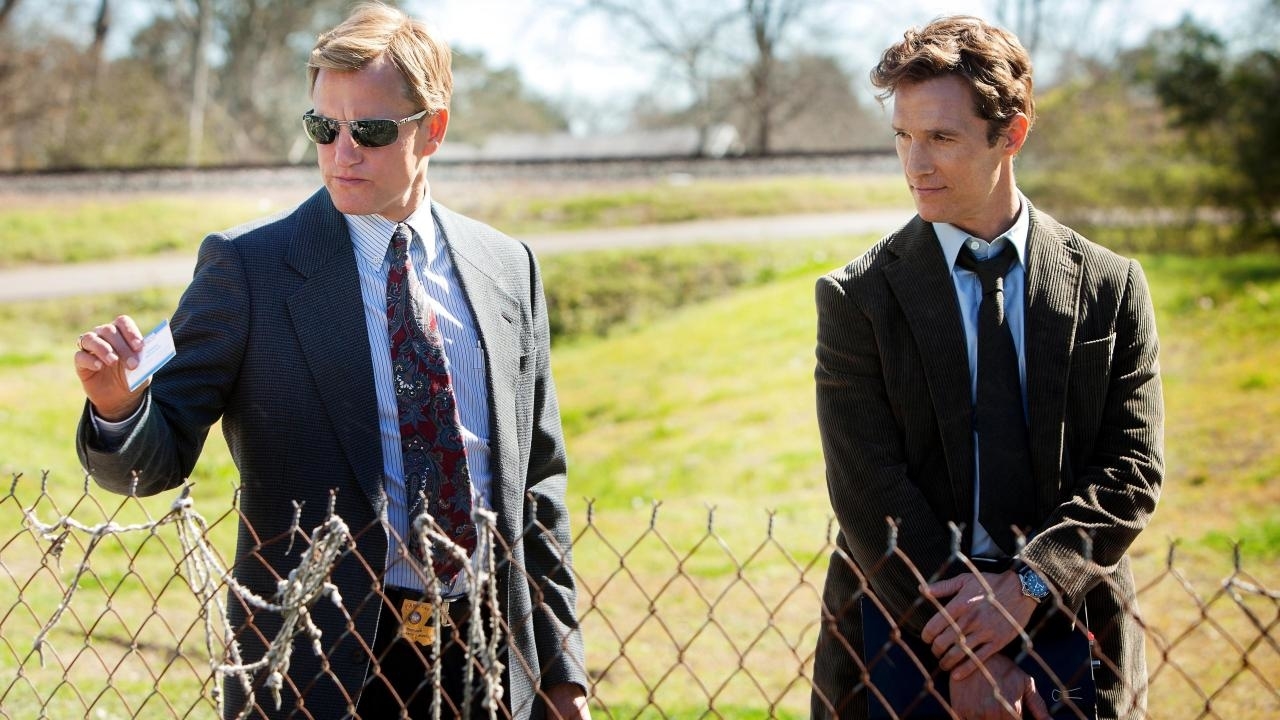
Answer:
[{"left": 302, "top": 109, "right": 429, "bottom": 148}]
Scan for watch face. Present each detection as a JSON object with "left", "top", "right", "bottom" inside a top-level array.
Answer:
[{"left": 1020, "top": 567, "right": 1049, "bottom": 599}]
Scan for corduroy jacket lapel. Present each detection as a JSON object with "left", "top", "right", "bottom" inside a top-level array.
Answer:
[
  {"left": 882, "top": 217, "right": 978, "bottom": 541},
  {"left": 1022, "top": 205, "right": 1084, "bottom": 520}
]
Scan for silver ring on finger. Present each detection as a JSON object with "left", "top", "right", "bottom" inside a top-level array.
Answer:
[{"left": 77, "top": 333, "right": 89, "bottom": 352}]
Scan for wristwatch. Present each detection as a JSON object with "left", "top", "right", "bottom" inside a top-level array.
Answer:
[{"left": 1016, "top": 565, "right": 1050, "bottom": 603}]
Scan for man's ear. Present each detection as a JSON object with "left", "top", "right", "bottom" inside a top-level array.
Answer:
[
  {"left": 421, "top": 108, "right": 449, "bottom": 156},
  {"left": 1003, "top": 112, "right": 1030, "bottom": 156}
]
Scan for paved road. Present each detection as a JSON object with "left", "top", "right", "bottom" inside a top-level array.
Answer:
[{"left": 0, "top": 209, "right": 912, "bottom": 303}]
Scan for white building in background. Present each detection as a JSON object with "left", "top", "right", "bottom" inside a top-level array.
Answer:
[{"left": 437, "top": 124, "right": 744, "bottom": 162}]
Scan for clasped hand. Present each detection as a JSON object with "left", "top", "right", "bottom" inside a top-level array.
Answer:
[{"left": 922, "top": 570, "right": 1048, "bottom": 719}]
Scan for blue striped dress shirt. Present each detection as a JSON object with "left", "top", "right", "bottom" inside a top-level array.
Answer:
[
  {"left": 932, "top": 195, "right": 1030, "bottom": 559},
  {"left": 346, "top": 203, "right": 492, "bottom": 594}
]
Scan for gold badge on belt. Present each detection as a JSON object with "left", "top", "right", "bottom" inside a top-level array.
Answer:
[{"left": 398, "top": 598, "right": 439, "bottom": 646}]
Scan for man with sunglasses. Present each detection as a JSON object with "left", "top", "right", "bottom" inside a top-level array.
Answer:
[{"left": 72, "top": 3, "right": 589, "bottom": 719}]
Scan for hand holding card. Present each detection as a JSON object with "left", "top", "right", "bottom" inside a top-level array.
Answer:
[{"left": 125, "top": 319, "right": 177, "bottom": 392}]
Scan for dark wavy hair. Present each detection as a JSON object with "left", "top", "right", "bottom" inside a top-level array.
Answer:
[{"left": 871, "top": 15, "right": 1034, "bottom": 146}]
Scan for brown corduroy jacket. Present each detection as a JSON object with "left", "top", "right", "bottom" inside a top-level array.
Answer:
[{"left": 810, "top": 204, "right": 1164, "bottom": 719}]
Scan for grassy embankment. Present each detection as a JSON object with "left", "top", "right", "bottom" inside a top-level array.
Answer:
[
  {"left": 0, "top": 174, "right": 908, "bottom": 267},
  {"left": 0, "top": 181, "right": 1277, "bottom": 717}
]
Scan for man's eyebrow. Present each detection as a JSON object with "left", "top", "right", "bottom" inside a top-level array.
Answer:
[{"left": 891, "top": 124, "right": 959, "bottom": 135}]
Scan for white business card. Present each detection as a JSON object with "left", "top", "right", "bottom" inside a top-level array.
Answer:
[{"left": 126, "top": 319, "right": 177, "bottom": 392}]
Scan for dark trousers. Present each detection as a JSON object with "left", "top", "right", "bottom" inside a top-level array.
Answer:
[{"left": 353, "top": 589, "right": 494, "bottom": 719}]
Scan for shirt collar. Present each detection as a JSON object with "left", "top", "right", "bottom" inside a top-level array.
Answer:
[
  {"left": 932, "top": 193, "right": 1030, "bottom": 269},
  {"left": 345, "top": 195, "right": 438, "bottom": 270}
]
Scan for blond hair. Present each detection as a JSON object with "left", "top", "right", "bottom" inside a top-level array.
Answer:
[
  {"left": 871, "top": 15, "right": 1034, "bottom": 145},
  {"left": 307, "top": 2, "right": 452, "bottom": 113}
]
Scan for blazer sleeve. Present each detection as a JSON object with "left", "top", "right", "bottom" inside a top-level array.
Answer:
[
  {"left": 815, "top": 273, "right": 960, "bottom": 632},
  {"left": 1021, "top": 258, "right": 1164, "bottom": 611},
  {"left": 77, "top": 234, "right": 249, "bottom": 496},
  {"left": 519, "top": 247, "right": 589, "bottom": 692}
]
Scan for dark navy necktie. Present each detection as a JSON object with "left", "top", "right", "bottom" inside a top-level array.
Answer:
[
  {"left": 957, "top": 242, "right": 1035, "bottom": 555},
  {"left": 385, "top": 223, "right": 475, "bottom": 582}
]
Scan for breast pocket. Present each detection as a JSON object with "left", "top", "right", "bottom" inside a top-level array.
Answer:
[
  {"left": 1072, "top": 334, "right": 1115, "bottom": 384},
  {"left": 1066, "top": 333, "right": 1116, "bottom": 454}
]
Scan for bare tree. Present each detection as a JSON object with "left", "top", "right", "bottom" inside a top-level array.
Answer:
[
  {"left": 0, "top": 0, "right": 24, "bottom": 168},
  {"left": 216, "top": 1, "right": 348, "bottom": 159},
  {"left": 574, "top": 0, "right": 739, "bottom": 154},
  {"left": 88, "top": 0, "right": 110, "bottom": 66},
  {"left": 86, "top": 0, "right": 110, "bottom": 96},
  {"left": 0, "top": 0, "right": 21, "bottom": 30},
  {"left": 738, "top": 0, "right": 832, "bottom": 154},
  {"left": 760, "top": 52, "right": 881, "bottom": 152},
  {"left": 152, "top": 0, "right": 345, "bottom": 165},
  {"left": 992, "top": 0, "right": 1117, "bottom": 82},
  {"left": 159, "top": 0, "right": 215, "bottom": 166},
  {"left": 188, "top": 0, "right": 212, "bottom": 167},
  {"left": 993, "top": 0, "right": 1046, "bottom": 53},
  {"left": 573, "top": 0, "right": 841, "bottom": 155}
]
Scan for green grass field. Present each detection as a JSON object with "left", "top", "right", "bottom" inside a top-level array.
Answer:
[
  {"left": 0, "top": 174, "right": 910, "bottom": 268},
  {"left": 0, "top": 177, "right": 1277, "bottom": 718}
]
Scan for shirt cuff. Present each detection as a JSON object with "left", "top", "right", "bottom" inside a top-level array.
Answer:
[{"left": 89, "top": 400, "right": 144, "bottom": 450}]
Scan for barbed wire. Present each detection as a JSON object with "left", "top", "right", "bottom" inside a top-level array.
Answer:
[
  {"left": 409, "top": 507, "right": 505, "bottom": 720},
  {"left": 2, "top": 472, "right": 1277, "bottom": 718},
  {"left": 13, "top": 473, "right": 508, "bottom": 719}
]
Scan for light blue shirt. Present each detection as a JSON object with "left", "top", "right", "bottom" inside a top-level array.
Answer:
[
  {"left": 346, "top": 203, "right": 492, "bottom": 593},
  {"left": 932, "top": 196, "right": 1030, "bottom": 558}
]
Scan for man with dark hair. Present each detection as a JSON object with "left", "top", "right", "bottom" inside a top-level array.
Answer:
[
  {"left": 72, "top": 3, "right": 589, "bottom": 718},
  {"left": 811, "top": 15, "right": 1163, "bottom": 719}
]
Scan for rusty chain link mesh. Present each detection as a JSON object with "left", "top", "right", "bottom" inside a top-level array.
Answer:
[{"left": 2, "top": 471, "right": 1277, "bottom": 718}]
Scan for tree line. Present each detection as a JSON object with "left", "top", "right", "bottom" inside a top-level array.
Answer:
[
  {"left": 0, "top": 0, "right": 568, "bottom": 169},
  {"left": 0, "top": 0, "right": 1275, "bottom": 242},
  {"left": 1018, "top": 3, "right": 1279, "bottom": 246},
  {"left": 0, "top": 0, "right": 879, "bottom": 169}
]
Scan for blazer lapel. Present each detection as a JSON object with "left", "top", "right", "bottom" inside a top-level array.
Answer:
[
  {"left": 285, "top": 191, "right": 386, "bottom": 511},
  {"left": 433, "top": 203, "right": 526, "bottom": 545},
  {"left": 1023, "top": 205, "right": 1083, "bottom": 520},
  {"left": 882, "top": 218, "right": 977, "bottom": 536}
]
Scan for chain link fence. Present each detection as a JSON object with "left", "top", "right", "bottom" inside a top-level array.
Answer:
[{"left": 2, "top": 471, "right": 1277, "bottom": 718}]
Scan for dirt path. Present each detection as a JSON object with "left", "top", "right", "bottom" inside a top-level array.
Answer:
[{"left": 0, "top": 208, "right": 912, "bottom": 303}]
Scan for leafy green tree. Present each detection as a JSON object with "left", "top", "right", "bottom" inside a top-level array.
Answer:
[
  {"left": 1223, "top": 50, "right": 1280, "bottom": 239},
  {"left": 1144, "top": 17, "right": 1280, "bottom": 243},
  {"left": 1019, "top": 56, "right": 1197, "bottom": 215}
]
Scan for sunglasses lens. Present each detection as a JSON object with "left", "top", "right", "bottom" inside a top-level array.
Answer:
[
  {"left": 302, "top": 113, "right": 337, "bottom": 144},
  {"left": 350, "top": 120, "right": 398, "bottom": 148},
  {"left": 302, "top": 112, "right": 410, "bottom": 148}
]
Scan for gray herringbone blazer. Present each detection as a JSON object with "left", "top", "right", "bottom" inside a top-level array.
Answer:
[
  {"left": 77, "top": 189, "right": 586, "bottom": 719},
  {"left": 811, "top": 205, "right": 1164, "bottom": 719}
]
